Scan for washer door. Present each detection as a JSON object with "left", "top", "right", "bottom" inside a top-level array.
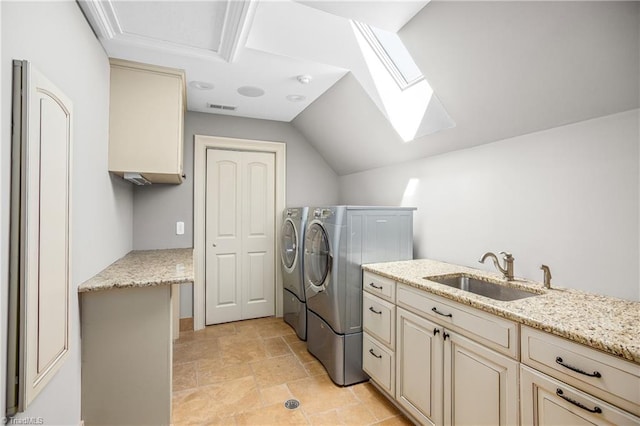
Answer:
[
  {"left": 281, "top": 218, "right": 298, "bottom": 273},
  {"left": 304, "top": 221, "right": 331, "bottom": 292}
]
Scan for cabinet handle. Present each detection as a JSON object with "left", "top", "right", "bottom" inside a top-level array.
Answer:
[
  {"left": 443, "top": 332, "right": 450, "bottom": 341},
  {"left": 432, "top": 307, "right": 453, "bottom": 318},
  {"left": 369, "top": 306, "right": 382, "bottom": 315},
  {"left": 555, "top": 357, "right": 602, "bottom": 378},
  {"left": 433, "top": 328, "right": 440, "bottom": 336},
  {"left": 369, "top": 282, "right": 383, "bottom": 290},
  {"left": 369, "top": 348, "right": 382, "bottom": 359},
  {"left": 556, "top": 389, "right": 602, "bottom": 414}
]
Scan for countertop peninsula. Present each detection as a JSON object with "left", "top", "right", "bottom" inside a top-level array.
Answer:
[
  {"left": 363, "top": 259, "right": 640, "bottom": 364},
  {"left": 78, "top": 248, "right": 194, "bottom": 292}
]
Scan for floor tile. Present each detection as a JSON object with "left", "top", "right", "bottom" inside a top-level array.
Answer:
[
  {"left": 351, "top": 382, "right": 402, "bottom": 421},
  {"left": 263, "top": 336, "right": 292, "bottom": 357},
  {"left": 287, "top": 340, "right": 317, "bottom": 364},
  {"left": 258, "top": 383, "right": 294, "bottom": 406},
  {"left": 288, "top": 374, "right": 359, "bottom": 415},
  {"left": 250, "top": 354, "right": 308, "bottom": 388},
  {"left": 172, "top": 317, "right": 410, "bottom": 426},
  {"left": 235, "top": 402, "right": 309, "bottom": 425},
  {"left": 196, "top": 358, "right": 253, "bottom": 386},
  {"left": 173, "top": 362, "right": 197, "bottom": 392}
]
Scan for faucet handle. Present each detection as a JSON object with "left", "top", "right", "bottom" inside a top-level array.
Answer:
[
  {"left": 499, "top": 251, "right": 513, "bottom": 259},
  {"left": 540, "top": 264, "right": 552, "bottom": 289}
]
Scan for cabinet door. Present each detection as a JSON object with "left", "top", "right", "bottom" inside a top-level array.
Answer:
[
  {"left": 445, "top": 332, "right": 519, "bottom": 426},
  {"left": 396, "top": 307, "right": 443, "bottom": 426},
  {"left": 521, "top": 365, "right": 640, "bottom": 426}
]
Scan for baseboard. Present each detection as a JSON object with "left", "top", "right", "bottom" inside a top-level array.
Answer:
[{"left": 179, "top": 317, "right": 194, "bottom": 332}]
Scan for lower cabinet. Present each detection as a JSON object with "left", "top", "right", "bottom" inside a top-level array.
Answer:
[
  {"left": 396, "top": 308, "right": 443, "bottom": 426},
  {"left": 396, "top": 307, "right": 519, "bottom": 426},
  {"left": 521, "top": 365, "right": 640, "bottom": 425}
]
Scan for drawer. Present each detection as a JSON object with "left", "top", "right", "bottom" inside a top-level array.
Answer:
[
  {"left": 397, "top": 283, "right": 518, "bottom": 358},
  {"left": 363, "top": 292, "right": 395, "bottom": 349},
  {"left": 363, "top": 332, "right": 395, "bottom": 397},
  {"left": 522, "top": 326, "right": 640, "bottom": 417},
  {"left": 363, "top": 271, "right": 396, "bottom": 303},
  {"left": 521, "top": 365, "right": 640, "bottom": 425}
]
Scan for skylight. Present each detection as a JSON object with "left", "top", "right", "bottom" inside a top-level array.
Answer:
[
  {"left": 351, "top": 19, "right": 455, "bottom": 142},
  {"left": 353, "top": 21, "right": 424, "bottom": 90}
]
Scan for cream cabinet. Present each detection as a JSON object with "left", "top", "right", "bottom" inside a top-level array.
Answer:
[
  {"left": 363, "top": 272, "right": 520, "bottom": 426},
  {"left": 396, "top": 307, "right": 443, "bottom": 426},
  {"left": 108, "top": 59, "right": 185, "bottom": 184},
  {"left": 362, "top": 271, "right": 397, "bottom": 396},
  {"left": 395, "top": 302, "right": 519, "bottom": 426},
  {"left": 521, "top": 325, "right": 640, "bottom": 425}
]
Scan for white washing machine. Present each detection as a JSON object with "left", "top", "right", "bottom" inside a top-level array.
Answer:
[
  {"left": 304, "top": 206, "right": 415, "bottom": 386},
  {"left": 280, "top": 207, "right": 308, "bottom": 340}
]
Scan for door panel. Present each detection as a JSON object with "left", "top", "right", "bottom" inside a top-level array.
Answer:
[
  {"left": 206, "top": 150, "right": 242, "bottom": 324},
  {"left": 396, "top": 307, "right": 442, "bottom": 426},
  {"left": 37, "top": 96, "right": 70, "bottom": 374},
  {"left": 206, "top": 149, "right": 275, "bottom": 324},
  {"left": 446, "top": 332, "right": 519, "bottom": 426},
  {"left": 242, "top": 152, "right": 275, "bottom": 318}
]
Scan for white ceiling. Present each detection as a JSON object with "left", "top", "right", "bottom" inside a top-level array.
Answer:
[
  {"left": 78, "top": 0, "right": 429, "bottom": 122},
  {"left": 293, "top": 1, "right": 640, "bottom": 175},
  {"left": 79, "top": 1, "right": 639, "bottom": 176}
]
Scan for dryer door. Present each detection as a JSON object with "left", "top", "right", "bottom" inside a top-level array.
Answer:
[
  {"left": 304, "top": 221, "right": 331, "bottom": 294},
  {"left": 280, "top": 218, "right": 298, "bottom": 273}
]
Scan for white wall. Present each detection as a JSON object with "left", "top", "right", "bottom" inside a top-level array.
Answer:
[
  {"left": 340, "top": 110, "right": 639, "bottom": 301},
  {"left": 133, "top": 112, "right": 339, "bottom": 317},
  {"left": 132, "top": 111, "right": 339, "bottom": 251},
  {"left": 1, "top": 2, "right": 133, "bottom": 423}
]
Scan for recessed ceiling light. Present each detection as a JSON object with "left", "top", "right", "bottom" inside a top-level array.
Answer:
[
  {"left": 189, "top": 81, "right": 214, "bottom": 90},
  {"left": 296, "top": 75, "right": 313, "bottom": 84},
  {"left": 237, "top": 86, "right": 265, "bottom": 97},
  {"left": 286, "top": 94, "right": 306, "bottom": 102}
]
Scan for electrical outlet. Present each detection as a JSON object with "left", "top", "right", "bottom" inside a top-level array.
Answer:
[{"left": 176, "top": 221, "right": 184, "bottom": 235}]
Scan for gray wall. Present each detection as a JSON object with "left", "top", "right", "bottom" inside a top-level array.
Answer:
[
  {"left": 133, "top": 111, "right": 340, "bottom": 250},
  {"left": 1, "top": 2, "right": 133, "bottom": 423},
  {"left": 339, "top": 110, "right": 640, "bottom": 301}
]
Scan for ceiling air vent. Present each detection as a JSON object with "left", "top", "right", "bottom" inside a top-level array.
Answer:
[{"left": 207, "top": 103, "right": 237, "bottom": 111}]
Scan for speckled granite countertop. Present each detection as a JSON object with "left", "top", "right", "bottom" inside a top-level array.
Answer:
[
  {"left": 78, "top": 248, "right": 194, "bottom": 293},
  {"left": 363, "top": 259, "right": 640, "bottom": 364}
]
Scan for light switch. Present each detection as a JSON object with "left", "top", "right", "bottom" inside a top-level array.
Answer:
[{"left": 176, "top": 221, "right": 185, "bottom": 235}]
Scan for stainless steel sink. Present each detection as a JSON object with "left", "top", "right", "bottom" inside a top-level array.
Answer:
[{"left": 424, "top": 274, "right": 539, "bottom": 301}]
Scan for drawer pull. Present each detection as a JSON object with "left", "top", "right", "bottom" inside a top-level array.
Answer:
[
  {"left": 369, "top": 348, "right": 382, "bottom": 359},
  {"left": 555, "top": 357, "right": 602, "bottom": 378},
  {"left": 368, "top": 306, "right": 382, "bottom": 315},
  {"left": 432, "top": 307, "right": 453, "bottom": 318},
  {"left": 556, "top": 389, "right": 602, "bottom": 414},
  {"left": 369, "top": 282, "right": 383, "bottom": 290}
]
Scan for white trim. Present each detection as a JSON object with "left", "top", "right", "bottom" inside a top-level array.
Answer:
[{"left": 193, "top": 135, "right": 286, "bottom": 331}]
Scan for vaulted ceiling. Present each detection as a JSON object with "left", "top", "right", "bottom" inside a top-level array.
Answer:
[{"left": 79, "top": 1, "right": 639, "bottom": 176}]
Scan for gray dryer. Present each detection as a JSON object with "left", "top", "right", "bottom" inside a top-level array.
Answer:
[{"left": 303, "top": 206, "right": 415, "bottom": 386}]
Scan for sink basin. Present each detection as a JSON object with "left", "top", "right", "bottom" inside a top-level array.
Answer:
[{"left": 424, "top": 274, "right": 539, "bottom": 301}]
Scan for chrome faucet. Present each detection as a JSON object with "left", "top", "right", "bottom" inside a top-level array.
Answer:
[
  {"left": 479, "top": 251, "right": 514, "bottom": 281},
  {"left": 540, "top": 265, "right": 552, "bottom": 289}
]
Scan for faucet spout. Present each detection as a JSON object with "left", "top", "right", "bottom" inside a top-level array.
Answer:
[{"left": 478, "top": 251, "right": 515, "bottom": 280}]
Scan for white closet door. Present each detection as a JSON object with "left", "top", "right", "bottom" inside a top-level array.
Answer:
[
  {"left": 205, "top": 149, "right": 275, "bottom": 325},
  {"left": 19, "top": 61, "right": 72, "bottom": 408},
  {"left": 242, "top": 152, "right": 275, "bottom": 319},
  {"left": 205, "top": 149, "right": 243, "bottom": 324}
]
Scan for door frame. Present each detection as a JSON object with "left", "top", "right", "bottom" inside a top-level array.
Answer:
[{"left": 193, "top": 135, "right": 286, "bottom": 331}]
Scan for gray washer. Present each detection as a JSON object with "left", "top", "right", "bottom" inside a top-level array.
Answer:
[
  {"left": 304, "top": 206, "right": 415, "bottom": 386},
  {"left": 280, "top": 207, "right": 308, "bottom": 340}
]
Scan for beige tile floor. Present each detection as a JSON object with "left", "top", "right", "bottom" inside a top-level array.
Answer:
[{"left": 172, "top": 316, "right": 413, "bottom": 425}]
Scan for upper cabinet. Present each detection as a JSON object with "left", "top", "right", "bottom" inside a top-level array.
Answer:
[{"left": 108, "top": 59, "right": 186, "bottom": 184}]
